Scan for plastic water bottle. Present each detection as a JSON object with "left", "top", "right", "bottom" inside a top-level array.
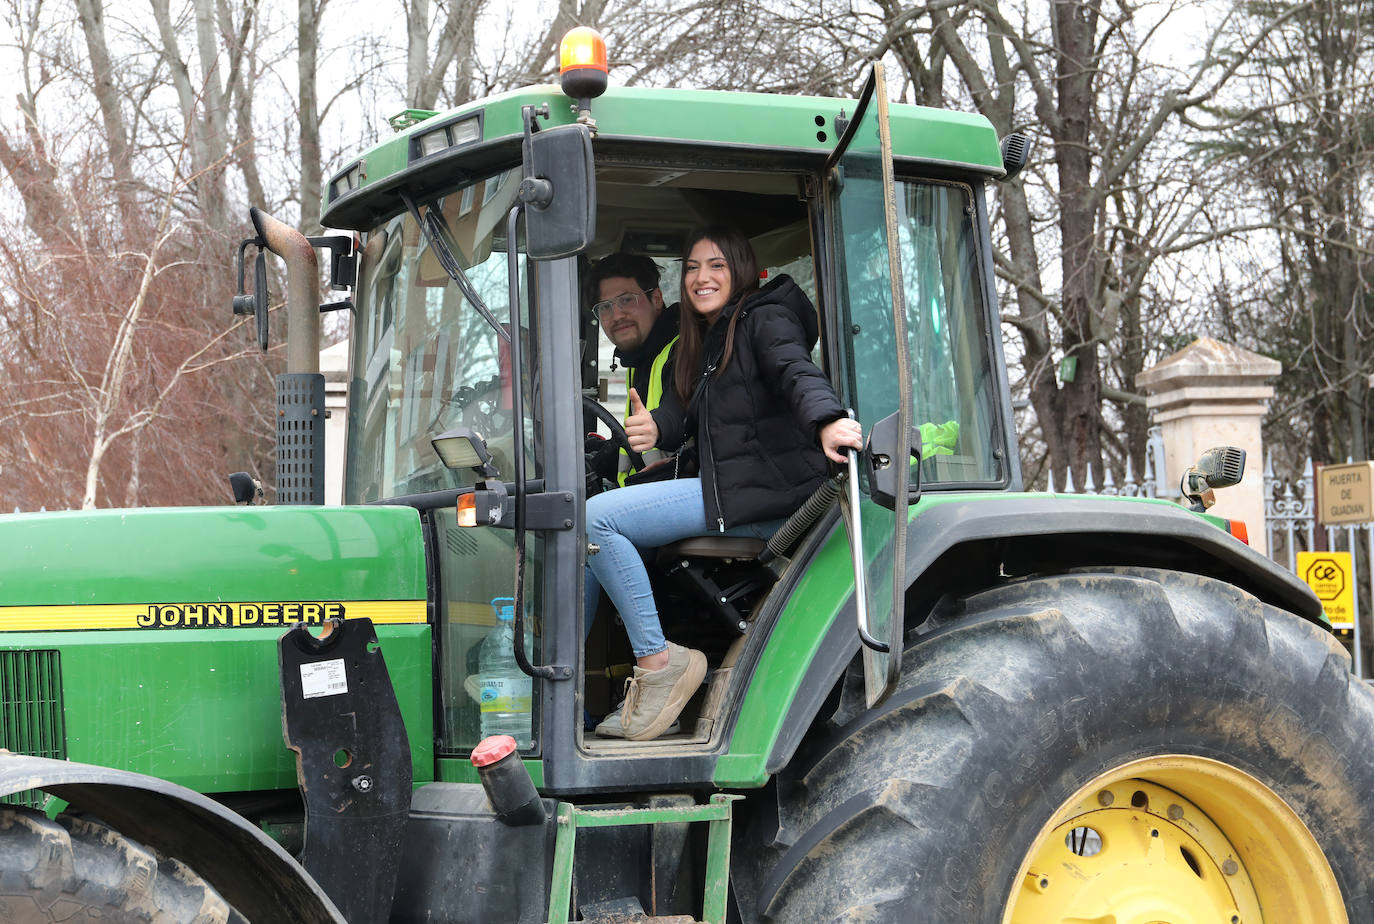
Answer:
[{"left": 478, "top": 597, "right": 532, "bottom": 747}]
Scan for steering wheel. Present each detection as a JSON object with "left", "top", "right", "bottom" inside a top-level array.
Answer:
[{"left": 582, "top": 395, "right": 646, "bottom": 493}]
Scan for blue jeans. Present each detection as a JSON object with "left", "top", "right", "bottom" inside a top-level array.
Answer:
[{"left": 584, "top": 478, "right": 779, "bottom": 658}]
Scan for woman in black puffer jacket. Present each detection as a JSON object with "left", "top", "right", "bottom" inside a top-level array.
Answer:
[{"left": 585, "top": 226, "right": 861, "bottom": 741}]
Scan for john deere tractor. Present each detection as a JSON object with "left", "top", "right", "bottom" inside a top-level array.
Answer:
[{"left": 2, "top": 29, "right": 1371, "bottom": 924}]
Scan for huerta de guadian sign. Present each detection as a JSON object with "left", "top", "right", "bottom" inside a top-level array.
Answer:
[{"left": 1318, "top": 461, "right": 1374, "bottom": 526}]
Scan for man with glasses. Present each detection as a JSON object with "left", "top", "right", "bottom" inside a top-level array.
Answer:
[
  {"left": 583, "top": 253, "right": 682, "bottom": 736},
  {"left": 586, "top": 253, "right": 679, "bottom": 486}
]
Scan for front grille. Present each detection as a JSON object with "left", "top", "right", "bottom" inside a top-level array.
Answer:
[{"left": 0, "top": 650, "right": 66, "bottom": 809}]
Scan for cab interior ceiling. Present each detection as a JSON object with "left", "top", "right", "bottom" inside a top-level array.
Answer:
[{"left": 592, "top": 167, "right": 809, "bottom": 264}]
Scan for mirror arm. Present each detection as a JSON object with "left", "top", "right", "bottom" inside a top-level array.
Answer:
[
  {"left": 518, "top": 177, "right": 554, "bottom": 209},
  {"left": 521, "top": 104, "right": 550, "bottom": 151},
  {"left": 233, "top": 237, "right": 258, "bottom": 305},
  {"left": 306, "top": 234, "right": 357, "bottom": 289}
]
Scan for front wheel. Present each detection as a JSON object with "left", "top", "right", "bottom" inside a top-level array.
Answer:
[
  {"left": 737, "top": 568, "right": 1374, "bottom": 922},
  {"left": 0, "top": 808, "right": 247, "bottom": 923}
]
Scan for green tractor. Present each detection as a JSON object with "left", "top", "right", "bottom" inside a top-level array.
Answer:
[{"left": 2, "top": 30, "right": 1371, "bottom": 923}]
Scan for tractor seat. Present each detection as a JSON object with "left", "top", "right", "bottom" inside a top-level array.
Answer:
[
  {"left": 663, "top": 536, "right": 766, "bottom": 560},
  {"left": 657, "top": 536, "right": 771, "bottom": 637},
  {"left": 655, "top": 476, "right": 845, "bottom": 638}
]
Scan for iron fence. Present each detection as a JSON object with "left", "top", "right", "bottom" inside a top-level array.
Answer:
[{"left": 1045, "top": 425, "right": 1165, "bottom": 499}]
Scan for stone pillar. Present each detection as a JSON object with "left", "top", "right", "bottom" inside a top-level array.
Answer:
[
  {"left": 320, "top": 340, "right": 350, "bottom": 505},
  {"left": 1137, "top": 338, "right": 1281, "bottom": 555}
]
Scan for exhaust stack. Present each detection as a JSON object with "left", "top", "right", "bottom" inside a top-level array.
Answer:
[{"left": 249, "top": 207, "right": 325, "bottom": 505}]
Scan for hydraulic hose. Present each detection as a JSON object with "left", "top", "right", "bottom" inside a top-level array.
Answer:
[{"left": 760, "top": 472, "right": 845, "bottom": 566}]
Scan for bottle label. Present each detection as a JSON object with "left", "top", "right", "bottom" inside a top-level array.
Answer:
[{"left": 479, "top": 676, "right": 532, "bottom": 713}]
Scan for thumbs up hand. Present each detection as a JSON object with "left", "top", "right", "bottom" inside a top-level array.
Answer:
[{"left": 625, "top": 388, "right": 659, "bottom": 452}]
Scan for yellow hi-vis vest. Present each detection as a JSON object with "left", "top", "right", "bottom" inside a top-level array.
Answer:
[{"left": 618, "top": 335, "right": 679, "bottom": 486}]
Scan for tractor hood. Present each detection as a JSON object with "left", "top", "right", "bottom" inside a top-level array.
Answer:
[
  {"left": 0, "top": 505, "right": 425, "bottom": 619},
  {"left": 0, "top": 505, "right": 433, "bottom": 794}
]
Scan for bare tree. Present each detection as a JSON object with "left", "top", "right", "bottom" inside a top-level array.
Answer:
[
  {"left": 0, "top": 0, "right": 278, "bottom": 509},
  {"left": 74, "top": 0, "right": 137, "bottom": 217},
  {"left": 0, "top": 140, "right": 267, "bottom": 509},
  {"left": 146, "top": 0, "right": 238, "bottom": 233},
  {"left": 68, "top": 165, "right": 256, "bottom": 508},
  {"left": 226, "top": 0, "right": 268, "bottom": 213},
  {"left": 299, "top": 0, "right": 325, "bottom": 231},
  {"left": 833, "top": 0, "right": 1306, "bottom": 487},
  {"left": 400, "top": 0, "right": 486, "bottom": 108},
  {"left": 1200, "top": 0, "right": 1374, "bottom": 470}
]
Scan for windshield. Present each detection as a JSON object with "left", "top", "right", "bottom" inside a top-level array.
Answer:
[
  {"left": 345, "top": 166, "right": 548, "bottom": 756},
  {"left": 345, "top": 167, "right": 533, "bottom": 501}
]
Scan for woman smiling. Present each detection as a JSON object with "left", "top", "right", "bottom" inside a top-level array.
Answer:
[{"left": 585, "top": 226, "right": 861, "bottom": 740}]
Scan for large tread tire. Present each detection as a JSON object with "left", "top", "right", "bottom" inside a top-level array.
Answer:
[
  {"left": 0, "top": 807, "right": 248, "bottom": 923},
  {"left": 734, "top": 567, "right": 1374, "bottom": 922}
]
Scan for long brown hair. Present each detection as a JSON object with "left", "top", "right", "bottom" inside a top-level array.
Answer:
[{"left": 673, "top": 226, "right": 761, "bottom": 404}]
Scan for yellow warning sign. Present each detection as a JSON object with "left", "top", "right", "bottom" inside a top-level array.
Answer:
[{"left": 1297, "top": 551, "right": 1355, "bottom": 629}]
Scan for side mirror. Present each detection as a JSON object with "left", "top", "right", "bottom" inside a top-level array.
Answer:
[
  {"left": 520, "top": 121, "right": 595, "bottom": 260},
  {"left": 232, "top": 240, "right": 270, "bottom": 351},
  {"left": 864, "top": 409, "right": 922, "bottom": 509}
]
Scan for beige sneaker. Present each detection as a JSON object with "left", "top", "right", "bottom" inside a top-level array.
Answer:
[
  {"left": 619, "top": 642, "right": 707, "bottom": 741},
  {"left": 593, "top": 705, "right": 679, "bottom": 739}
]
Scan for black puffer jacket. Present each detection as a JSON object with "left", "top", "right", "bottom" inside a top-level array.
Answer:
[{"left": 653, "top": 275, "right": 846, "bottom": 529}]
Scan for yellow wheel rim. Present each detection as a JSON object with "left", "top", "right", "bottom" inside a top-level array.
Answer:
[{"left": 1003, "top": 755, "right": 1345, "bottom": 924}]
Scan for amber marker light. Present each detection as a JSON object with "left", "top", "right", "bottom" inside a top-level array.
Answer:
[
  {"left": 560, "top": 26, "right": 608, "bottom": 120},
  {"left": 1227, "top": 519, "right": 1250, "bottom": 545},
  {"left": 457, "top": 493, "right": 478, "bottom": 528}
]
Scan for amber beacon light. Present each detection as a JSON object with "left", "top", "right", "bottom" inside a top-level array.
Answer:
[{"left": 559, "top": 27, "right": 608, "bottom": 121}]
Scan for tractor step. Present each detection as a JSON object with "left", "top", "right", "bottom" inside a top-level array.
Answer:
[
  {"left": 546, "top": 793, "right": 741, "bottom": 924},
  {"left": 580, "top": 896, "right": 697, "bottom": 922}
]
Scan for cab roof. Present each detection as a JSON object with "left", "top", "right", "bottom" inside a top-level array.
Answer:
[{"left": 323, "top": 84, "right": 1005, "bottom": 231}]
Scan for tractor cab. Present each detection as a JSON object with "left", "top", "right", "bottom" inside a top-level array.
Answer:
[{"left": 317, "top": 42, "right": 1016, "bottom": 793}]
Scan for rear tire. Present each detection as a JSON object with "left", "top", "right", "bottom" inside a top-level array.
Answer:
[
  {"left": 735, "top": 568, "right": 1374, "bottom": 922},
  {"left": 0, "top": 807, "right": 247, "bottom": 923}
]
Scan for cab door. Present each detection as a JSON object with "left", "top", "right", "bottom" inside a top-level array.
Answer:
[{"left": 825, "top": 64, "right": 913, "bottom": 707}]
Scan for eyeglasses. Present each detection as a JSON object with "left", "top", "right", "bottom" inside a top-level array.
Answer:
[{"left": 592, "top": 288, "right": 655, "bottom": 321}]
